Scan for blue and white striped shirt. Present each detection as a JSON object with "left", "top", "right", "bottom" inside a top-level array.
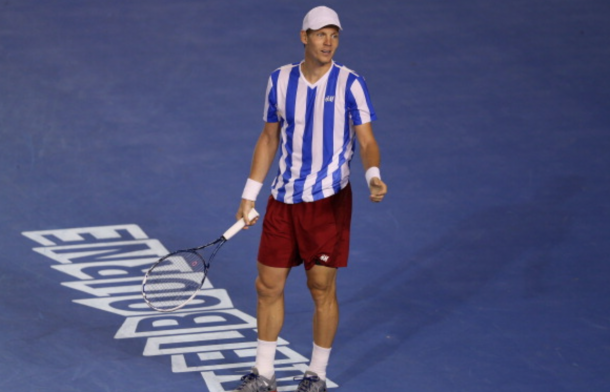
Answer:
[{"left": 263, "top": 61, "right": 377, "bottom": 204}]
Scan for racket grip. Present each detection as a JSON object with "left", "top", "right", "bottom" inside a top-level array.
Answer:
[{"left": 222, "top": 208, "right": 260, "bottom": 240}]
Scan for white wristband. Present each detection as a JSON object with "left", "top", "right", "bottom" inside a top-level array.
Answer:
[
  {"left": 365, "top": 167, "right": 381, "bottom": 188},
  {"left": 242, "top": 178, "right": 263, "bottom": 201}
]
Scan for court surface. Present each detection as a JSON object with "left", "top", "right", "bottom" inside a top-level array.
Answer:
[{"left": 1, "top": 1, "right": 609, "bottom": 391}]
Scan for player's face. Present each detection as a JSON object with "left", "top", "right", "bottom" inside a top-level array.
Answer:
[{"left": 301, "top": 26, "right": 340, "bottom": 66}]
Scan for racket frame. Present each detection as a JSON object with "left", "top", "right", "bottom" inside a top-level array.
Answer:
[
  {"left": 142, "top": 238, "right": 224, "bottom": 312},
  {"left": 141, "top": 209, "right": 259, "bottom": 312}
]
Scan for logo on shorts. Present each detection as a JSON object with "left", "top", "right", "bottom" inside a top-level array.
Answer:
[{"left": 319, "top": 254, "right": 330, "bottom": 263}]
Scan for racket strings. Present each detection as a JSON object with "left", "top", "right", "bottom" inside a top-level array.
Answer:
[{"left": 143, "top": 250, "right": 209, "bottom": 311}]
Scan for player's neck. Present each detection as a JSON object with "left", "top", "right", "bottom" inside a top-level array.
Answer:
[{"left": 300, "top": 59, "right": 332, "bottom": 85}]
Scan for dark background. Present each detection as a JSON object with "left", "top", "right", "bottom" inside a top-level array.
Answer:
[{"left": 1, "top": 1, "right": 609, "bottom": 391}]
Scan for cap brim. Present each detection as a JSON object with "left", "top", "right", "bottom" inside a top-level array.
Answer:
[{"left": 305, "top": 20, "right": 342, "bottom": 31}]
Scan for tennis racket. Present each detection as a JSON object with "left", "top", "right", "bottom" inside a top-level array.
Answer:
[{"left": 142, "top": 208, "right": 259, "bottom": 312}]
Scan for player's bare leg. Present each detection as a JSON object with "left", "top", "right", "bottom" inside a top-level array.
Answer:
[
  {"left": 256, "top": 262, "right": 290, "bottom": 341},
  {"left": 240, "top": 262, "right": 291, "bottom": 388},
  {"left": 306, "top": 264, "right": 339, "bottom": 348},
  {"left": 300, "top": 264, "right": 338, "bottom": 387}
]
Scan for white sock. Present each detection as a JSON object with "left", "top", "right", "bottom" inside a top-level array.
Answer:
[
  {"left": 307, "top": 343, "right": 332, "bottom": 380},
  {"left": 254, "top": 339, "right": 277, "bottom": 379}
]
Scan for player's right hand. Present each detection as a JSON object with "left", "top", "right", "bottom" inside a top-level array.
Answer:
[{"left": 237, "top": 199, "right": 259, "bottom": 228}]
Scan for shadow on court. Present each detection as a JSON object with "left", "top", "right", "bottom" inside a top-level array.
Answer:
[{"left": 337, "top": 175, "right": 585, "bottom": 383}]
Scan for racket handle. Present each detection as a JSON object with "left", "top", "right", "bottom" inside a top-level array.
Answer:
[{"left": 222, "top": 208, "right": 260, "bottom": 241}]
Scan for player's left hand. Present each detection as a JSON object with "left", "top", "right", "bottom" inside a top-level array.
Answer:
[{"left": 369, "top": 177, "right": 387, "bottom": 203}]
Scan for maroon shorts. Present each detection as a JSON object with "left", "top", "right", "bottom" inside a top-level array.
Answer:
[{"left": 258, "top": 184, "right": 352, "bottom": 270}]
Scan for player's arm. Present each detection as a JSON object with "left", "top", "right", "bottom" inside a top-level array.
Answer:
[
  {"left": 237, "top": 121, "right": 281, "bottom": 224},
  {"left": 354, "top": 122, "right": 387, "bottom": 203}
]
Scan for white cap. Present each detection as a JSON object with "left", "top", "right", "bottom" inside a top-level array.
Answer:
[{"left": 302, "top": 6, "right": 342, "bottom": 31}]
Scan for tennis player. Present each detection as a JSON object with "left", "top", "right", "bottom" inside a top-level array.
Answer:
[{"left": 235, "top": 5, "right": 387, "bottom": 392}]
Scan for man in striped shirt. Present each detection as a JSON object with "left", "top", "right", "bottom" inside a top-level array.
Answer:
[{"left": 235, "top": 6, "right": 387, "bottom": 392}]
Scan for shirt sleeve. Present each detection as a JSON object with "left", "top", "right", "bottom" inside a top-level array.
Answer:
[
  {"left": 263, "top": 74, "right": 279, "bottom": 123},
  {"left": 346, "top": 75, "right": 377, "bottom": 126}
]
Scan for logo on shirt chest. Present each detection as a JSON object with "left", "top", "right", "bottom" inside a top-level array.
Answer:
[{"left": 324, "top": 95, "right": 335, "bottom": 103}]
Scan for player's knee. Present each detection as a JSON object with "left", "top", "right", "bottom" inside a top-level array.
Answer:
[
  {"left": 255, "top": 275, "right": 284, "bottom": 298},
  {"left": 307, "top": 278, "right": 336, "bottom": 301}
]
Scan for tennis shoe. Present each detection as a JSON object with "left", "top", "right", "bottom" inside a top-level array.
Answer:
[
  {"left": 294, "top": 371, "right": 327, "bottom": 392},
  {"left": 234, "top": 368, "right": 277, "bottom": 392}
]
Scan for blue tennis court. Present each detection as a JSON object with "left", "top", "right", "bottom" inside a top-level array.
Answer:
[{"left": 1, "top": 1, "right": 609, "bottom": 391}]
